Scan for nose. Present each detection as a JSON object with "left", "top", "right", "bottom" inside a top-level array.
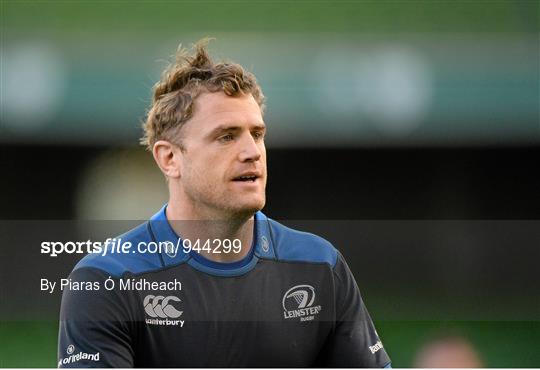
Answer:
[{"left": 238, "top": 132, "right": 262, "bottom": 163}]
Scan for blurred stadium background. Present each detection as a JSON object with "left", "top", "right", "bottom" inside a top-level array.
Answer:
[{"left": 1, "top": 0, "right": 539, "bottom": 367}]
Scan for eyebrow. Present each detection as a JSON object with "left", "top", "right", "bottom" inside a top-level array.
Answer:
[{"left": 206, "top": 123, "right": 266, "bottom": 139}]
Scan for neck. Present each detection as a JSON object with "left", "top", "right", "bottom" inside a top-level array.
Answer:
[{"left": 166, "top": 200, "right": 255, "bottom": 263}]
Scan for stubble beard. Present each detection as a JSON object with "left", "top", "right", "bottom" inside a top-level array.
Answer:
[{"left": 184, "top": 180, "right": 265, "bottom": 222}]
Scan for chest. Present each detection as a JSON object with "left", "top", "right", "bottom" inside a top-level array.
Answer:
[{"left": 131, "top": 261, "right": 336, "bottom": 366}]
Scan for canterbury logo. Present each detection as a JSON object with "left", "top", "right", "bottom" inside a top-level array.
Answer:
[
  {"left": 283, "top": 285, "right": 316, "bottom": 310},
  {"left": 143, "top": 295, "right": 183, "bottom": 319}
]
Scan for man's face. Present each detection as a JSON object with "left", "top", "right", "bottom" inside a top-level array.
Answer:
[{"left": 175, "top": 91, "right": 267, "bottom": 218}]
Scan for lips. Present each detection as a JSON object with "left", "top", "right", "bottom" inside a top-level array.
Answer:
[{"left": 232, "top": 171, "right": 261, "bottom": 183}]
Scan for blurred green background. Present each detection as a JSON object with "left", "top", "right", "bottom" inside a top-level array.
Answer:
[
  {"left": 2, "top": 0, "right": 538, "bottom": 146},
  {"left": 1, "top": 321, "right": 539, "bottom": 367},
  {"left": 1, "top": 0, "right": 539, "bottom": 367}
]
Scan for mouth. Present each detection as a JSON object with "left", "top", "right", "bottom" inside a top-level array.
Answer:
[{"left": 232, "top": 172, "right": 261, "bottom": 183}]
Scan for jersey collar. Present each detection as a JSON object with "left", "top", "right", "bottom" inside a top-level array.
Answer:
[{"left": 148, "top": 204, "right": 276, "bottom": 276}]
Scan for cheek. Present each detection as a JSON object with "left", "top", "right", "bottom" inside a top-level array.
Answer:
[
  {"left": 260, "top": 144, "right": 267, "bottom": 161},
  {"left": 184, "top": 152, "right": 226, "bottom": 184},
  {"left": 261, "top": 150, "right": 268, "bottom": 173}
]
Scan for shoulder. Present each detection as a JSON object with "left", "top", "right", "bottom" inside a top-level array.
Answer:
[
  {"left": 266, "top": 218, "right": 338, "bottom": 267},
  {"left": 73, "top": 221, "right": 164, "bottom": 277}
]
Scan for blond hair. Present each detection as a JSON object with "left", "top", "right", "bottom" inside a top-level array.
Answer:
[{"left": 141, "top": 39, "right": 265, "bottom": 150}]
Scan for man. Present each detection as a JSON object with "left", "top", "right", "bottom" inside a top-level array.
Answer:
[
  {"left": 58, "top": 39, "right": 391, "bottom": 367},
  {"left": 414, "top": 332, "right": 484, "bottom": 368}
]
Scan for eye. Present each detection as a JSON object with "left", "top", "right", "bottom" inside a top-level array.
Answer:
[
  {"left": 252, "top": 131, "right": 265, "bottom": 140},
  {"left": 219, "top": 133, "right": 234, "bottom": 142}
]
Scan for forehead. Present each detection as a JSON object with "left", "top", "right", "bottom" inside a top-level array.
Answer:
[{"left": 188, "top": 91, "right": 264, "bottom": 131}]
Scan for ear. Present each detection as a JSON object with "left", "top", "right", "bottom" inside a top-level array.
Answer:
[{"left": 152, "top": 140, "right": 183, "bottom": 179}]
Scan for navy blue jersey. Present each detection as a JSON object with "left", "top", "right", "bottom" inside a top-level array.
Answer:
[{"left": 58, "top": 206, "right": 391, "bottom": 367}]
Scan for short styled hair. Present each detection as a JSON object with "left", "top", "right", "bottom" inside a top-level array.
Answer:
[{"left": 141, "top": 39, "right": 266, "bottom": 150}]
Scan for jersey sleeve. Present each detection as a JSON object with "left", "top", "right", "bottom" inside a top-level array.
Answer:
[
  {"left": 318, "top": 251, "right": 391, "bottom": 367},
  {"left": 58, "top": 267, "right": 135, "bottom": 368}
]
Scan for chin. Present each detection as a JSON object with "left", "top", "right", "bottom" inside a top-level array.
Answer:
[
  {"left": 239, "top": 201, "right": 265, "bottom": 214},
  {"left": 229, "top": 198, "right": 265, "bottom": 218}
]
